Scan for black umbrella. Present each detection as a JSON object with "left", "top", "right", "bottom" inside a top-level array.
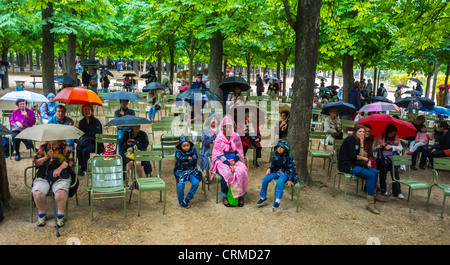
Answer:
[
  {"left": 142, "top": 82, "right": 164, "bottom": 92},
  {"left": 0, "top": 60, "right": 10, "bottom": 67},
  {"left": 80, "top": 60, "right": 99, "bottom": 67},
  {"left": 218, "top": 76, "right": 251, "bottom": 92},
  {"left": 105, "top": 115, "right": 152, "bottom": 127},
  {"left": 123, "top": 73, "right": 137, "bottom": 77},
  {"left": 395, "top": 84, "right": 409, "bottom": 88},
  {"left": 326, "top": 85, "right": 340, "bottom": 90},
  {"left": 99, "top": 69, "right": 114, "bottom": 77},
  {"left": 102, "top": 91, "right": 142, "bottom": 101},
  {"left": 366, "top": 96, "right": 393, "bottom": 103},
  {"left": 403, "top": 90, "right": 422, "bottom": 96},
  {"left": 54, "top": 75, "right": 76, "bottom": 86},
  {"left": 409, "top": 77, "right": 423, "bottom": 85},
  {"left": 394, "top": 96, "right": 434, "bottom": 108},
  {"left": 321, "top": 101, "right": 357, "bottom": 116}
]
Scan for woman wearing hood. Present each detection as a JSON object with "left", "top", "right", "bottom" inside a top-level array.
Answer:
[
  {"left": 39, "top": 93, "right": 59, "bottom": 124},
  {"left": 256, "top": 141, "right": 299, "bottom": 210},
  {"left": 211, "top": 116, "right": 248, "bottom": 207},
  {"left": 200, "top": 111, "right": 220, "bottom": 183},
  {"left": 174, "top": 136, "right": 202, "bottom": 208}
]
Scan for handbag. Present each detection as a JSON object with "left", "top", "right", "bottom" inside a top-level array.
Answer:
[
  {"left": 90, "top": 80, "right": 96, "bottom": 86},
  {"left": 227, "top": 185, "right": 239, "bottom": 206},
  {"left": 154, "top": 104, "right": 161, "bottom": 111},
  {"left": 76, "top": 135, "right": 93, "bottom": 147},
  {"left": 125, "top": 145, "right": 137, "bottom": 160},
  {"left": 376, "top": 148, "right": 392, "bottom": 168},
  {"left": 261, "top": 86, "right": 265, "bottom": 92}
]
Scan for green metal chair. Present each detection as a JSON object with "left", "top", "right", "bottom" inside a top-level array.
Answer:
[
  {"left": 431, "top": 158, "right": 450, "bottom": 218},
  {"left": 128, "top": 151, "right": 166, "bottom": 215},
  {"left": 330, "top": 140, "right": 364, "bottom": 201},
  {"left": 95, "top": 134, "right": 118, "bottom": 155},
  {"left": 85, "top": 155, "right": 130, "bottom": 221},
  {"left": 388, "top": 155, "right": 431, "bottom": 213},
  {"left": 308, "top": 131, "right": 332, "bottom": 176}
]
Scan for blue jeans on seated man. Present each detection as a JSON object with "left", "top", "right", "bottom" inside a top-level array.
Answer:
[
  {"left": 177, "top": 174, "right": 199, "bottom": 204},
  {"left": 148, "top": 107, "right": 156, "bottom": 121},
  {"left": 260, "top": 173, "right": 289, "bottom": 199},
  {"left": 348, "top": 166, "right": 378, "bottom": 196},
  {"left": 412, "top": 145, "right": 429, "bottom": 167}
]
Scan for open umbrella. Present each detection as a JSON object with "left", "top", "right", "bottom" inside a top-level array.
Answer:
[
  {"left": 366, "top": 96, "right": 393, "bottom": 103},
  {"left": 0, "top": 90, "right": 49, "bottom": 103},
  {"left": 54, "top": 87, "right": 102, "bottom": 106},
  {"left": 0, "top": 124, "right": 11, "bottom": 136},
  {"left": 403, "top": 90, "right": 422, "bottom": 96},
  {"left": 176, "top": 70, "right": 190, "bottom": 79},
  {"left": 396, "top": 84, "right": 409, "bottom": 88},
  {"left": 409, "top": 77, "right": 423, "bottom": 85},
  {"left": 394, "top": 96, "right": 434, "bottom": 108},
  {"left": 105, "top": 115, "right": 152, "bottom": 127},
  {"left": 102, "top": 91, "right": 142, "bottom": 101},
  {"left": 123, "top": 73, "right": 136, "bottom": 77},
  {"left": 420, "top": 106, "right": 450, "bottom": 117},
  {"left": 0, "top": 60, "right": 10, "bottom": 67},
  {"left": 54, "top": 75, "right": 76, "bottom": 86},
  {"left": 326, "top": 85, "right": 340, "bottom": 90},
  {"left": 99, "top": 69, "right": 114, "bottom": 77},
  {"left": 142, "top": 82, "right": 164, "bottom": 92},
  {"left": 219, "top": 76, "right": 251, "bottom": 92},
  {"left": 319, "top": 87, "right": 332, "bottom": 93},
  {"left": 80, "top": 60, "right": 99, "bottom": 67},
  {"left": 321, "top": 101, "right": 357, "bottom": 116},
  {"left": 177, "top": 88, "right": 222, "bottom": 102},
  {"left": 358, "top": 102, "right": 400, "bottom": 113},
  {"left": 438, "top": 84, "right": 450, "bottom": 89},
  {"left": 355, "top": 114, "right": 417, "bottom": 138},
  {"left": 15, "top": 124, "right": 84, "bottom": 142}
]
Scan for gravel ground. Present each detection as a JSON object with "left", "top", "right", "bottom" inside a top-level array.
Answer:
[{"left": 0, "top": 72, "right": 449, "bottom": 245}]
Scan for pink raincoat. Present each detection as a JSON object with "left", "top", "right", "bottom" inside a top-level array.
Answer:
[{"left": 211, "top": 116, "right": 248, "bottom": 198}]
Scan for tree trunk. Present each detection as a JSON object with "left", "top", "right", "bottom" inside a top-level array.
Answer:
[
  {"left": 359, "top": 63, "right": 365, "bottom": 83},
  {"left": 342, "top": 52, "right": 354, "bottom": 103},
  {"left": 373, "top": 67, "right": 378, "bottom": 91},
  {"left": 444, "top": 63, "right": 450, "bottom": 106},
  {"left": 66, "top": 9, "right": 77, "bottom": 82},
  {"left": 246, "top": 52, "right": 251, "bottom": 85},
  {"left": 1, "top": 45, "right": 10, "bottom": 89},
  {"left": 209, "top": 30, "right": 224, "bottom": 100},
  {"left": 432, "top": 62, "right": 439, "bottom": 102},
  {"left": 157, "top": 41, "right": 162, "bottom": 82},
  {"left": 41, "top": 2, "right": 55, "bottom": 95},
  {"left": 169, "top": 39, "right": 175, "bottom": 94},
  {"left": 35, "top": 49, "right": 40, "bottom": 70},
  {"left": 287, "top": 0, "right": 322, "bottom": 186}
]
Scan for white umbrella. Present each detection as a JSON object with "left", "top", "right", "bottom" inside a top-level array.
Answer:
[
  {"left": 15, "top": 124, "right": 84, "bottom": 142},
  {"left": 0, "top": 90, "right": 49, "bottom": 104}
]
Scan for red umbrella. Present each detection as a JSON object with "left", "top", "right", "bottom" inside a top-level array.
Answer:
[
  {"left": 355, "top": 114, "right": 417, "bottom": 138},
  {"left": 54, "top": 87, "right": 103, "bottom": 106},
  {"left": 438, "top": 84, "right": 450, "bottom": 89}
]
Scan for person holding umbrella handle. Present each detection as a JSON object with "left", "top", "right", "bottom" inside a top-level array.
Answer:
[{"left": 32, "top": 140, "right": 74, "bottom": 229}]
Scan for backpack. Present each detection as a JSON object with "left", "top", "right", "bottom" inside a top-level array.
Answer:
[{"left": 37, "top": 102, "right": 49, "bottom": 117}]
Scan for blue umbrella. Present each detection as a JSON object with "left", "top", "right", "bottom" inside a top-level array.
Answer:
[
  {"left": 142, "top": 82, "right": 164, "bottom": 92},
  {"left": 176, "top": 89, "right": 222, "bottom": 102},
  {"left": 420, "top": 106, "right": 450, "bottom": 117},
  {"left": 394, "top": 96, "right": 434, "bottom": 108},
  {"left": 366, "top": 96, "right": 393, "bottom": 103},
  {"left": 321, "top": 101, "right": 357, "bottom": 116},
  {"left": 102, "top": 91, "right": 142, "bottom": 101},
  {"left": 403, "top": 90, "right": 422, "bottom": 96},
  {"left": 105, "top": 115, "right": 152, "bottom": 127}
]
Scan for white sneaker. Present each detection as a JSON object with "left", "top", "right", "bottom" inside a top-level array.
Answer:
[
  {"left": 397, "top": 193, "right": 404, "bottom": 199},
  {"left": 384, "top": 191, "right": 389, "bottom": 196},
  {"left": 36, "top": 215, "right": 47, "bottom": 227}
]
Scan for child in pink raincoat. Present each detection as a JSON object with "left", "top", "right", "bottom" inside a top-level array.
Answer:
[{"left": 211, "top": 116, "right": 248, "bottom": 207}]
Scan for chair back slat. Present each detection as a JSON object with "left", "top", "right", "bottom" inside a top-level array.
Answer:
[{"left": 91, "top": 155, "right": 124, "bottom": 188}]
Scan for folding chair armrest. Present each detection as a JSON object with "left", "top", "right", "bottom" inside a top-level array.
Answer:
[{"left": 24, "top": 166, "right": 35, "bottom": 189}]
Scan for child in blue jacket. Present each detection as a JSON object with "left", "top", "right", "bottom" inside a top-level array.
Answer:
[
  {"left": 174, "top": 136, "right": 202, "bottom": 208},
  {"left": 256, "top": 140, "right": 299, "bottom": 210}
]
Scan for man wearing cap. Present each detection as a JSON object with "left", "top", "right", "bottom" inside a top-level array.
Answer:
[
  {"left": 115, "top": 99, "right": 136, "bottom": 154},
  {"left": 190, "top": 73, "right": 207, "bottom": 90},
  {"left": 40, "top": 93, "right": 60, "bottom": 124}
]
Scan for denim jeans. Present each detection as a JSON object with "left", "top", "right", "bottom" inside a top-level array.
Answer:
[
  {"left": 348, "top": 166, "right": 378, "bottom": 196},
  {"left": 378, "top": 165, "right": 402, "bottom": 195},
  {"left": 260, "top": 173, "right": 288, "bottom": 199},
  {"left": 149, "top": 108, "right": 156, "bottom": 120},
  {"left": 177, "top": 174, "right": 199, "bottom": 204},
  {"left": 0, "top": 74, "right": 4, "bottom": 89},
  {"left": 412, "top": 145, "right": 429, "bottom": 167},
  {"left": 102, "top": 86, "right": 108, "bottom": 93}
]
